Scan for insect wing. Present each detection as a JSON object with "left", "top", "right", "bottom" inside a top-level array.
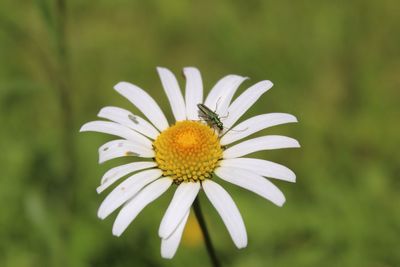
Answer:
[{"left": 197, "top": 104, "right": 214, "bottom": 116}]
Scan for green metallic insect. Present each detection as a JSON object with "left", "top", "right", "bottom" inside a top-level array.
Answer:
[{"left": 197, "top": 103, "right": 224, "bottom": 131}]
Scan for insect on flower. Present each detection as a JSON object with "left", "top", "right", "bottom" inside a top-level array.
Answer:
[
  {"left": 197, "top": 103, "right": 224, "bottom": 131},
  {"left": 198, "top": 103, "right": 248, "bottom": 136}
]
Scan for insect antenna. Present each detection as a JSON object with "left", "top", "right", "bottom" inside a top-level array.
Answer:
[{"left": 219, "top": 126, "right": 249, "bottom": 138}]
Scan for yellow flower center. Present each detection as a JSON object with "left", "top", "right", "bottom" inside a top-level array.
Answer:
[{"left": 153, "top": 121, "right": 223, "bottom": 184}]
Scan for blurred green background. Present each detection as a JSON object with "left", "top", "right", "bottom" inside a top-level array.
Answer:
[{"left": 1, "top": 0, "right": 399, "bottom": 266}]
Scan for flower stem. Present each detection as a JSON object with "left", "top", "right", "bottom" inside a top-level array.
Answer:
[{"left": 193, "top": 197, "right": 221, "bottom": 267}]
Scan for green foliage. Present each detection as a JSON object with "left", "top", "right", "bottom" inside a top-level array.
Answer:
[{"left": 0, "top": 0, "right": 399, "bottom": 266}]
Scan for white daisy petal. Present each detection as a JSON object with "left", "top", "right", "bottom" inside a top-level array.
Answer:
[
  {"left": 223, "top": 80, "right": 273, "bottom": 129},
  {"left": 98, "top": 106, "right": 160, "bottom": 140},
  {"left": 202, "top": 180, "right": 247, "bottom": 249},
  {"left": 161, "top": 209, "right": 190, "bottom": 259},
  {"left": 183, "top": 67, "right": 203, "bottom": 120},
  {"left": 159, "top": 182, "right": 200, "bottom": 239},
  {"left": 80, "top": 121, "right": 152, "bottom": 148},
  {"left": 219, "top": 158, "right": 296, "bottom": 183},
  {"left": 214, "top": 76, "right": 248, "bottom": 117},
  {"left": 97, "top": 162, "right": 157, "bottom": 194},
  {"left": 97, "top": 169, "right": 162, "bottom": 219},
  {"left": 215, "top": 167, "right": 286, "bottom": 206},
  {"left": 223, "top": 135, "right": 300, "bottom": 159},
  {"left": 157, "top": 67, "right": 186, "bottom": 121},
  {"left": 112, "top": 178, "right": 172, "bottom": 236},
  {"left": 204, "top": 75, "right": 248, "bottom": 116},
  {"left": 114, "top": 82, "right": 169, "bottom": 131},
  {"left": 98, "top": 140, "right": 154, "bottom": 163},
  {"left": 221, "top": 113, "right": 298, "bottom": 145}
]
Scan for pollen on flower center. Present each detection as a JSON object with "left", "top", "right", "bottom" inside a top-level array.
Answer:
[
  {"left": 176, "top": 131, "right": 198, "bottom": 147},
  {"left": 153, "top": 121, "right": 223, "bottom": 183}
]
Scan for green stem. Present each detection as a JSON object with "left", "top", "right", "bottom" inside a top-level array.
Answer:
[
  {"left": 54, "top": 0, "right": 76, "bottom": 209},
  {"left": 193, "top": 197, "right": 221, "bottom": 267}
]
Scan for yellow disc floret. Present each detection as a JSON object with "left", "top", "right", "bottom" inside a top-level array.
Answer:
[{"left": 153, "top": 121, "right": 223, "bottom": 184}]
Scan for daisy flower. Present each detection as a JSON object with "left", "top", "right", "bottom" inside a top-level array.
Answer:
[{"left": 80, "top": 67, "right": 299, "bottom": 259}]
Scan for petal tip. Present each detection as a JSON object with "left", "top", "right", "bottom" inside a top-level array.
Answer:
[
  {"left": 79, "top": 123, "right": 89, "bottom": 132},
  {"left": 97, "top": 204, "right": 110, "bottom": 219},
  {"left": 97, "top": 211, "right": 106, "bottom": 220},
  {"left": 234, "top": 237, "right": 248, "bottom": 249},
  {"left": 161, "top": 250, "right": 174, "bottom": 259},
  {"left": 276, "top": 197, "right": 286, "bottom": 207},
  {"left": 114, "top": 81, "right": 129, "bottom": 91},
  {"left": 290, "top": 139, "right": 301, "bottom": 148},
  {"left": 158, "top": 226, "right": 169, "bottom": 239},
  {"left": 112, "top": 227, "right": 123, "bottom": 237},
  {"left": 183, "top": 66, "right": 198, "bottom": 72},
  {"left": 238, "top": 243, "right": 248, "bottom": 249},
  {"left": 264, "top": 80, "right": 273, "bottom": 89},
  {"left": 156, "top": 66, "right": 169, "bottom": 73},
  {"left": 287, "top": 114, "right": 298, "bottom": 123},
  {"left": 96, "top": 107, "right": 108, "bottom": 117},
  {"left": 161, "top": 254, "right": 173, "bottom": 259},
  {"left": 96, "top": 186, "right": 103, "bottom": 194}
]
